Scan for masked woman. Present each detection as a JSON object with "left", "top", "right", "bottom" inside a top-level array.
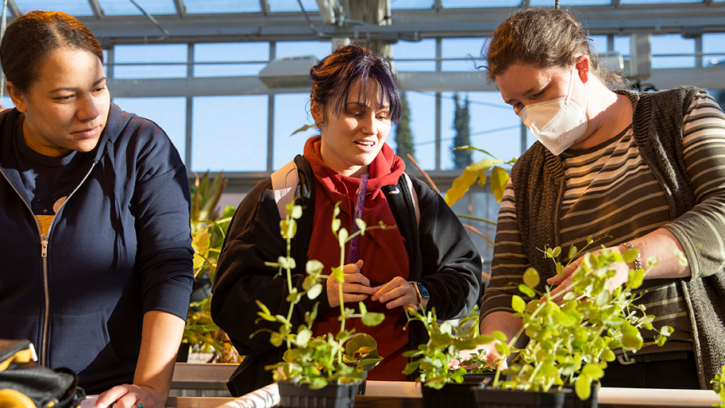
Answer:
[
  {"left": 212, "top": 44, "right": 482, "bottom": 396},
  {"left": 471, "top": 7, "right": 725, "bottom": 390},
  {"left": 0, "top": 11, "right": 194, "bottom": 407}
]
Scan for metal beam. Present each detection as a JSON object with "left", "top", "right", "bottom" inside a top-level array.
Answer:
[
  {"left": 6, "top": 0, "right": 18, "bottom": 19},
  {"left": 87, "top": 0, "right": 103, "bottom": 19},
  {"left": 259, "top": 0, "right": 269, "bottom": 16},
  {"left": 77, "top": 4, "right": 725, "bottom": 45},
  {"left": 173, "top": 0, "right": 186, "bottom": 17},
  {"left": 106, "top": 66, "right": 725, "bottom": 98}
]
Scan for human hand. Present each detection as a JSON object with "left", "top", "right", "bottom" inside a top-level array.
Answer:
[
  {"left": 326, "top": 260, "right": 376, "bottom": 308},
  {"left": 457, "top": 342, "right": 507, "bottom": 371},
  {"left": 371, "top": 277, "right": 418, "bottom": 311},
  {"left": 96, "top": 384, "right": 163, "bottom": 408},
  {"left": 546, "top": 245, "right": 630, "bottom": 302}
]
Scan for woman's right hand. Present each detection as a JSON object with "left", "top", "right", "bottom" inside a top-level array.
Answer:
[{"left": 326, "top": 260, "right": 376, "bottom": 308}]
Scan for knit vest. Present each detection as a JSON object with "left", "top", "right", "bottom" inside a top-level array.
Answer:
[{"left": 510, "top": 86, "right": 725, "bottom": 389}]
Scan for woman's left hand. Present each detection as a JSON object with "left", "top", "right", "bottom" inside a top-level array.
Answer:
[
  {"left": 96, "top": 384, "right": 163, "bottom": 408},
  {"left": 371, "top": 276, "right": 419, "bottom": 311},
  {"left": 546, "top": 246, "right": 630, "bottom": 302}
]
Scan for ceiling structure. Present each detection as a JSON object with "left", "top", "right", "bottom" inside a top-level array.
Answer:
[{"left": 2, "top": 0, "right": 724, "bottom": 45}]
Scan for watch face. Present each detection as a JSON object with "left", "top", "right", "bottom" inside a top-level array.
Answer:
[{"left": 416, "top": 282, "right": 430, "bottom": 299}]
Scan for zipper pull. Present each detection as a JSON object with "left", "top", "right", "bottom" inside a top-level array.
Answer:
[{"left": 41, "top": 239, "right": 48, "bottom": 258}]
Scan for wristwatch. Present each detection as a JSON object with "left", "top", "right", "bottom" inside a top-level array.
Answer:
[{"left": 412, "top": 281, "right": 430, "bottom": 307}]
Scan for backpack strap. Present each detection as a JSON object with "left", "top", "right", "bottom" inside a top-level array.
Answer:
[
  {"left": 271, "top": 160, "right": 299, "bottom": 219},
  {"left": 401, "top": 172, "right": 420, "bottom": 226}
]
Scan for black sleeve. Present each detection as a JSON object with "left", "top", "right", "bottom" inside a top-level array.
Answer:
[
  {"left": 414, "top": 178, "right": 483, "bottom": 320},
  {"left": 210, "top": 180, "right": 332, "bottom": 356}
]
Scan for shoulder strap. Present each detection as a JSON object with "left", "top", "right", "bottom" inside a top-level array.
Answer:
[
  {"left": 271, "top": 160, "right": 299, "bottom": 219},
  {"left": 401, "top": 172, "right": 420, "bottom": 226}
]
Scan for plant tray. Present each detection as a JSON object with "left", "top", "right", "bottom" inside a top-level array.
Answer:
[
  {"left": 473, "top": 387, "right": 565, "bottom": 408},
  {"left": 563, "top": 384, "right": 597, "bottom": 408},
  {"left": 278, "top": 381, "right": 358, "bottom": 408},
  {"left": 421, "top": 383, "right": 483, "bottom": 408}
]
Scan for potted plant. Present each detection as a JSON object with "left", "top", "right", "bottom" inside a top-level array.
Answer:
[
  {"left": 252, "top": 202, "right": 390, "bottom": 408},
  {"left": 406, "top": 239, "right": 680, "bottom": 408},
  {"left": 402, "top": 307, "right": 495, "bottom": 408},
  {"left": 471, "top": 241, "right": 680, "bottom": 408},
  {"left": 712, "top": 366, "right": 725, "bottom": 408},
  {"left": 182, "top": 172, "right": 239, "bottom": 363}
]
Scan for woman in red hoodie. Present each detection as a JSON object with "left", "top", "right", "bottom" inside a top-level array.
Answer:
[{"left": 212, "top": 44, "right": 482, "bottom": 396}]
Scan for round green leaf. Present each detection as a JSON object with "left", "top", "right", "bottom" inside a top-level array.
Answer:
[
  {"left": 523, "top": 267, "right": 540, "bottom": 289},
  {"left": 512, "top": 295, "right": 526, "bottom": 313}
]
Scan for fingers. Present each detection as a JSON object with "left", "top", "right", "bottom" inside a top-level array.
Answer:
[
  {"left": 96, "top": 385, "right": 152, "bottom": 408},
  {"left": 96, "top": 385, "right": 128, "bottom": 408},
  {"left": 371, "top": 277, "right": 417, "bottom": 310},
  {"left": 342, "top": 260, "right": 364, "bottom": 274}
]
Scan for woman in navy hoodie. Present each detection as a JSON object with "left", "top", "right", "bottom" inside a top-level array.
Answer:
[{"left": 0, "top": 11, "right": 194, "bottom": 408}]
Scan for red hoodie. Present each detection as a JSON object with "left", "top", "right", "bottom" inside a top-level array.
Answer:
[{"left": 304, "top": 136, "right": 411, "bottom": 381}]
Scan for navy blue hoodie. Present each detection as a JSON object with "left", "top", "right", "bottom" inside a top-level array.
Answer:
[{"left": 0, "top": 104, "right": 195, "bottom": 394}]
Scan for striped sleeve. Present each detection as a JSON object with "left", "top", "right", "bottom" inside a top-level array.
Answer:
[
  {"left": 663, "top": 92, "right": 725, "bottom": 280},
  {"left": 480, "top": 179, "right": 530, "bottom": 319}
]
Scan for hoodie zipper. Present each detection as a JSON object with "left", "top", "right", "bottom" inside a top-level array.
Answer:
[{"left": 0, "top": 161, "right": 98, "bottom": 366}]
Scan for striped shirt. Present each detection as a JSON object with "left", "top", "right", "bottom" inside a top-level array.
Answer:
[{"left": 481, "top": 92, "right": 725, "bottom": 354}]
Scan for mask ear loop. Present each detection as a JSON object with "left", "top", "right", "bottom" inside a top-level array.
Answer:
[{"left": 564, "top": 67, "right": 576, "bottom": 106}]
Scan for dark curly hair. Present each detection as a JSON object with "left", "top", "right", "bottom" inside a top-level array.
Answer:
[
  {"left": 309, "top": 44, "right": 401, "bottom": 124},
  {"left": 1, "top": 10, "right": 104, "bottom": 93}
]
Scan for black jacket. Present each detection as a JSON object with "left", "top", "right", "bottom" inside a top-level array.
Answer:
[{"left": 212, "top": 155, "right": 483, "bottom": 396}]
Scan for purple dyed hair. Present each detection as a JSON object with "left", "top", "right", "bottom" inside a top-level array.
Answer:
[{"left": 309, "top": 44, "right": 401, "bottom": 123}]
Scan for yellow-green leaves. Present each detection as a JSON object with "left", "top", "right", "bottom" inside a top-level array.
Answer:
[
  {"left": 490, "top": 166, "right": 510, "bottom": 203},
  {"left": 512, "top": 295, "right": 526, "bottom": 313},
  {"left": 523, "top": 267, "right": 540, "bottom": 289},
  {"left": 444, "top": 158, "right": 504, "bottom": 206}
]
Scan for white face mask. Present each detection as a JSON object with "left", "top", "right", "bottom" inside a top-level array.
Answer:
[{"left": 518, "top": 69, "right": 588, "bottom": 156}]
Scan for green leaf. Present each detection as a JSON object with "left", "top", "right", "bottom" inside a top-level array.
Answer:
[
  {"left": 518, "top": 284, "right": 536, "bottom": 298},
  {"left": 575, "top": 375, "right": 592, "bottom": 400},
  {"left": 444, "top": 158, "right": 502, "bottom": 206},
  {"left": 332, "top": 218, "right": 341, "bottom": 232},
  {"left": 621, "top": 323, "right": 644, "bottom": 350},
  {"left": 355, "top": 218, "right": 367, "bottom": 234},
  {"left": 402, "top": 360, "right": 421, "bottom": 375},
  {"left": 568, "top": 245, "right": 578, "bottom": 261},
  {"left": 296, "top": 329, "right": 311, "bottom": 347},
  {"left": 622, "top": 248, "right": 638, "bottom": 264},
  {"left": 309, "top": 377, "right": 328, "bottom": 390},
  {"left": 291, "top": 205, "right": 303, "bottom": 220},
  {"left": 306, "top": 259, "right": 324, "bottom": 274},
  {"left": 554, "top": 311, "right": 577, "bottom": 327},
  {"left": 512, "top": 295, "right": 526, "bottom": 313},
  {"left": 628, "top": 268, "right": 645, "bottom": 289},
  {"left": 490, "top": 166, "right": 510, "bottom": 203},
  {"left": 601, "top": 349, "right": 616, "bottom": 362},
  {"left": 552, "top": 246, "right": 562, "bottom": 258},
  {"left": 338, "top": 228, "right": 349, "bottom": 246},
  {"left": 595, "top": 289, "right": 610, "bottom": 307},
  {"left": 477, "top": 174, "right": 487, "bottom": 188},
  {"left": 346, "top": 333, "right": 377, "bottom": 356},
  {"left": 582, "top": 363, "right": 604, "bottom": 379},
  {"left": 362, "top": 312, "right": 385, "bottom": 327},
  {"left": 491, "top": 331, "right": 507, "bottom": 342},
  {"left": 646, "top": 256, "right": 658, "bottom": 269},
  {"left": 660, "top": 326, "right": 674, "bottom": 336},
  {"left": 307, "top": 283, "right": 322, "bottom": 300},
  {"left": 523, "top": 267, "right": 540, "bottom": 289}
]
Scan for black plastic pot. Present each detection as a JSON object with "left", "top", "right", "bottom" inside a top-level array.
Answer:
[
  {"left": 278, "top": 381, "right": 358, "bottom": 408},
  {"left": 421, "top": 375, "right": 488, "bottom": 408},
  {"left": 563, "top": 384, "right": 597, "bottom": 408},
  {"left": 473, "top": 387, "right": 566, "bottom": 408}
]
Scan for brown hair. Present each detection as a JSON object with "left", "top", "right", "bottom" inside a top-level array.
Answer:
[
  {"left": 483, "top": 8, "right": 597, "bottom": 82},
  {"left": 1, "top": 10, "right": 104, "bottom": 93},
  {"left": 310, "top": 44, "right": 401, "bottom": 124}
]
